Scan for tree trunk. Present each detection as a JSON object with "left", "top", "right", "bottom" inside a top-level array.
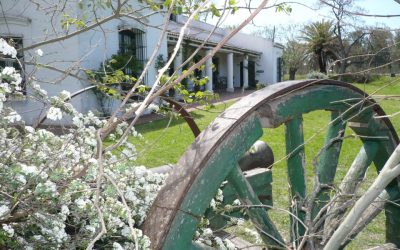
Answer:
[
  {"left": 338, "top": 60, "right": 346, "bottom": 81},
  {"left": 338, "top": 50, "right": 347, "bottom": 81},
  {"left": 289, "top": 68, "right": 297, "bottom": 80},
  {"left": 317, "top": 51, "right": 327, "bottom": 73}
]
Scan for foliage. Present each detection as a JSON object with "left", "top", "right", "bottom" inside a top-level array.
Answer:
[
  {"left": 61, "top": 14, "right": 86, "bottom": 30},
  {"left": 256, "top": 82, "right": 267, "bottom": 90},
  {"left": 87, "top": 53, "right": 142, "bottom": 94},
  {"left": 367, "top": 28, "right": 394, "bottom": 70},
  {"left": 306, "top": 70, "right": 328, "bottom": 79},
  {"left": 340, "top": 73, "right": 381, "bottom": 84},
  {"left": 86, "top": 54, "right": 143, "bottom": 116},
  {"left": 154, "top": 54, "right": 166, "bottom": 71},
  {"left": 302, "top": 20, "right": 337, "bottom": 74},
  {"left": 283, "top": 40, "right": 307, "bottom": 80}
]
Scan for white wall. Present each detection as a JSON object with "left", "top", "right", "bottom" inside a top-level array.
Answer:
[
  {"left": 0, "top": 0, "right": 168, "bottom": 125},
  {"left": 233, "top": 54, "right": 243, "bottom": 87},
  {"left": 0, "top": 1, "right": 86, "bottom": 125},
  {"left": 0, "top": 1, "right": 283, "bottom": 125},
  {"left": 227, "top": 32, "right": 283, "bottom": 85},
  {"left": 214, "top": 52, "right": 227, "bottom": 78}
]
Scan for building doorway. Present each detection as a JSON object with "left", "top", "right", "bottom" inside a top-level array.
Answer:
[{"left": 248, "top": 60, "right": 256, "bottom": 88}]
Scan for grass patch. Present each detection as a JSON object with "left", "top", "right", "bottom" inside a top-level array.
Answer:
[
  {"left": 130, "top": 101, "right": 234, "bottom": 167},
  {"left": 132, "top": 76, "right": 400, "bottom": 247}
]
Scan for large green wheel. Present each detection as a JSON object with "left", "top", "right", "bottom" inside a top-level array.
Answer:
[{"left": 142, "top": 80, "right": 400, "bottom": 249}]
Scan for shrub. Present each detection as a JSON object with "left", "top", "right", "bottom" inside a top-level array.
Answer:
[
  {"left": 256, "top": 82, "right": 267, "bottom": 90},
  {"left": 306, "top": 71, "right": 328, "bottom": 79},
  {"left": 340, "top": 73, "right": 381, "bottom": 83}
]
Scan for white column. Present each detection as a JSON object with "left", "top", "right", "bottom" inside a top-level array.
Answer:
[
  {"left": 174, "top": 48, "right": 183, "bottom": 98},
  {"left": 243, "top": 54, "right": 249, "bottom": 89},
  {"left": 205, "top": 49, "right": 213, "bottom": 92},
  {"left": 174, "top": 47, "right": 182, "bottom": 75},
  {"left": 226, "top": 52, "right": 234, "bottom": 92}
]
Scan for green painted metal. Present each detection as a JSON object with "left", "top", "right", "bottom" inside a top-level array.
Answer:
[
  {"left": 161, "top": 115, "right": 263, "bottom": 250},
  {"left": 312, "top": 111, "right": 346, "bottom": 219},
  {"left": 227, "top": 165, "right": 285, "bottom": 248},
  {"left": 285, "top": 116, "right": 307, "bottom": 243},
  {"left": 207, "top": 168, "right": 273, "bottom": 229}
]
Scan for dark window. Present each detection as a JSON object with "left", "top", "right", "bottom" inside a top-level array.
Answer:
[
  {"left": 118, "top": 29, "right": 146, "bottom": 77},
  {"left": 169, "top": 14, "right": 177, "bottom": 21},
  {"left": 277, "top": 57, "right": 282, "bottom": 82},
  {"left": 248, "top": 61, "right": 256, "bottom": 88},
  {"left": 0, "top": 36, "right": 25, "bottom": 93}
]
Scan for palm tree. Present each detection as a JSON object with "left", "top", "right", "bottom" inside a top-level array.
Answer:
[{"left": 302, "top": 20, "right": 336, "bottom": 73}]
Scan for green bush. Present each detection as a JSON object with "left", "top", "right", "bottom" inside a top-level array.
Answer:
[
  {"left": 340, "top": 73, "right": 381, "bottom": 84},
  {"left": 306, "top": 71, "right": 328, "bottom": 79}
]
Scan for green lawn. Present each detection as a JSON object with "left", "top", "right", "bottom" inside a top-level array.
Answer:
[{"left": 131, "top": 76, "right": 400, "bottom": 248}]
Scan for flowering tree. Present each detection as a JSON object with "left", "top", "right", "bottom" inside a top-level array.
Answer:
[
  {"left": 0, "top": 0, "right": 271, "bottom": 249},
  {"left": 3, "top": 1, "right": 399, "bottom": 249},
  {"left": 0, "top": 36, "right": 168, "bottom": 248}
]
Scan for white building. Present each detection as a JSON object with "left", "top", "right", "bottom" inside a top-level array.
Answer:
[{"left": 0, "top": 1, "right": 283, "bottom": 125}]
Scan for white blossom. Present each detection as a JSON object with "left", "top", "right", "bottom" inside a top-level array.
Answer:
[
  {"left": 1, "top": 67, "right": 22, "bottom": 86},
  {"left": 25, "top": 126, "right": 35, "bottom": 133},
  {"left": 32, "top": 83, "right": 48, "bottom": 97},
  {"left": 214, "top": 237, "right": 226, "bottom": 250},
  {"left": 224, "top": 239, "right": 236, "bottom": 250},
  {"left": 5, "top": 111, "right": 21, "bottom": 123},
  {"left": 36, "top": 49, "right": 43, "bottom": 57},
  {"left": 0, "top": 38, "right": 17, "bottom": 58},
  {"left": 47, "top": 107, "right": 63, "bottom": 121},
  {"left": 75, "top": 198, "right": 91, "bottom": 209},
  {"left": 232, "top": 199, "right": 241, "bottom": 206},
  {"left": 202, "top": 228, "right": 213, "bottom": 238},
  {"left": 244, "top": 228, "right": 262, "bottom": 244},
  {"left": 0, "top": 205, "right": 10, "bottom": 218},
  {"left": 210, "top": 199, "right": 216, "bottom": 210},
  {"left": 21, "top": 164, "right": 38, "bottom": 175},
  {"left": 148, "top": 103, "right": 160, "bottom": 112},
  {"left": 15, "top": 174, "right": 27, "bottom": 185},
  {"left": 85, "top": 225, "right": 96, "bottom": 234},
  {"left": 0, "top": 82, "right": 10, "bottom": 92},
  {"left": 72, "top": 116, "right": 83, "bottom": 127},
  {"left": 113, "top": 242, "right": 124, "bottom": 250},
  {"left": 61, "top": 205, "right": 69, "bottom": 216},
  {"left": 59, "top": 90, "right": 71, "bottom": 99},
  {"left": 35, "top": 180, "right": 58, "bottom": 197},
  {"left": 2, "top": 224, "right": 14, "bottom": 237}
]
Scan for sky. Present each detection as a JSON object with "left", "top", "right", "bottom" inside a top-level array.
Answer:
[{"left": 212, "top": 0, "right": 400, "bottom": 41}]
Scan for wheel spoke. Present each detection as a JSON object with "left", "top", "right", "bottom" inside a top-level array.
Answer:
[
  {"left": 322, "top": 141, "right": 379, "bottom": 242},
  {"left": 312, "top": 111, "right": 346, "bottom": 219},
  {"left": 227, "top": 165, "right": 286, "bottom": 248},
  {"left": 285, "top": 116, "right": 307, "bottom": 243}
]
